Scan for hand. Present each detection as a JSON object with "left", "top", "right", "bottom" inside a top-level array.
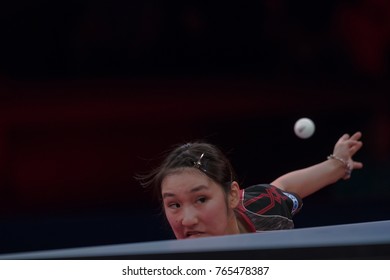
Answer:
[{"left": 333, "top": 131, "right": 364, "bottom": 179}]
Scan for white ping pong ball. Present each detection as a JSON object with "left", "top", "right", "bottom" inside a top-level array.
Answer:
[{"left": 294, "top": 118, "right": 315, "bottom": 139}]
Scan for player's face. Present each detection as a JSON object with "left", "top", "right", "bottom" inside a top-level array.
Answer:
[{"left": 161, "top": 168, "right": 239, "bottom": 239}]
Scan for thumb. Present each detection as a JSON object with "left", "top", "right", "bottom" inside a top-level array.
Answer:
[{"left": 337, "top": 133, "right": 350, "bottom": 144}]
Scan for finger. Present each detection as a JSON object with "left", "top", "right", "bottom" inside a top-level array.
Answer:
[
  {"left": 347, "top": 140, "right": 360, "bottom": 146},
  {"left": 348, "top": 140, "right": 363, "bottom": 148},
  {"left": 349, "top": 141, "right": 363, "bottom": 155},
  {"left": 337, "top": 133, "right": 350, "bottom": 144},
  {"left": 342, "top": 133, "right": 350, "bottom": 140},
  {"left": 350, "top": 131, "right": 362, "bottom": 141},
  {"left": 353, "top": 161, "right": 363, "bottom": 169}
]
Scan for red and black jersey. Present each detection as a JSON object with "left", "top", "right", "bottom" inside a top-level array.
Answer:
[{"left": 235, "top": 184, "right": 303, "bottom": 232}]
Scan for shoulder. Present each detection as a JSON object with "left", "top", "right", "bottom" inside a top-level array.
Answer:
[
  {"left": 242, "top": 183, "right": 290, "bottom": 198},
  {"left": 241, "top": 183, "right": 302, "bottom": 215},
  {"left": 243, "top": 183, "right": 301, "bottom": 198}
]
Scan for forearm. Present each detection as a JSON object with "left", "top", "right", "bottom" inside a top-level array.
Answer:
[{"left": 271, "top": 159, "right": 346, "bottom": 199}]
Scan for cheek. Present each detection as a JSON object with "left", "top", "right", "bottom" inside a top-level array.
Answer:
[
  {"left": 164, "top": 211, "right": 184, "bottom": 238},
  {"left": 164, "top": 211, "right": 180, "bottom": 229},
  {"left": 204, "top": 199, "right": 230, "bottom": 230}
]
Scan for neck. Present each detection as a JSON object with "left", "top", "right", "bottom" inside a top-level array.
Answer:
[{"left": 226, "top": 210, "right": 241, "bottom": 235}]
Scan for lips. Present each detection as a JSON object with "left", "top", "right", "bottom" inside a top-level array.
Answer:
[{"left": 185, "top": 231, "right": 205, "bottom": 238}]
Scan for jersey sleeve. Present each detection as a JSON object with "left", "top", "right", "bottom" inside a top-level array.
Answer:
[{"left": 238, "top": 184, "right": 303, "bottom": 231}]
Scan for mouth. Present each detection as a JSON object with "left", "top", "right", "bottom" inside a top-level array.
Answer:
[{"left": 185, "top": 231, "right": 205, "bottom": 239}]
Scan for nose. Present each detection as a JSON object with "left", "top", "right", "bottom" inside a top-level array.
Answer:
[{"left": 181, "top": 206, "right": 198, "bottom": 227}]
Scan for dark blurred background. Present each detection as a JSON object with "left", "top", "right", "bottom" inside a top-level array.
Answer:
[{"left": 1, "top": 0, "right": 390, "bottom": 254}]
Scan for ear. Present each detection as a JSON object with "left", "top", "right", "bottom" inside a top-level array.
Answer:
[{"left": 228, "top": 181, "right": 240, "bottom": 209}]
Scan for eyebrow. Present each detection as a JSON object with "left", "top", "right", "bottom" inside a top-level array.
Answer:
[{"left": 162, "top": 185, "right": 209, "bottom": 199}]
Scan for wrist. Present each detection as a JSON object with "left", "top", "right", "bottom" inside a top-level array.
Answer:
[{"left": 327, "top": 154, "right": 352, "bottom": 179}]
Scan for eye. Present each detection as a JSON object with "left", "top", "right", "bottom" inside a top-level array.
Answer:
[
  {"left": 196, "top": 196, "right": 207, "bottom": 204},
  {"left": 167, "top": 202, "right": 180, "bottom": 209}
]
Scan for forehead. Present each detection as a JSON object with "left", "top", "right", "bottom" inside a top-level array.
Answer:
[{"left": 161, "top": 168, "right": 219, "bottom": 194}]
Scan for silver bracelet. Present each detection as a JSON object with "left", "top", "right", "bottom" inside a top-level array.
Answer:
[{"left": 327, "top": 154, "right": 352, "bottom": 178}]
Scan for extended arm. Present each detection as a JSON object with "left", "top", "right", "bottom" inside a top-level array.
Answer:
[{"left": 271, "top": 132, "right": 363, "bottom": 199}]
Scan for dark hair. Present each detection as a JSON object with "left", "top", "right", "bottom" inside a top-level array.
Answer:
[{"left": 136, "top": 142, "right": 237, "bottom": 202}]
